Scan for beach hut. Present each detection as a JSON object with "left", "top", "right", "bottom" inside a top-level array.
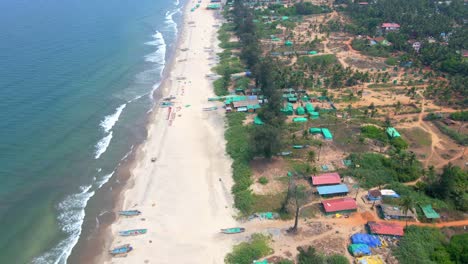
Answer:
[
  {"left": 321, "top": 197, "right": 357, "bottom": 215},
  {"left": 293, "top": 117, "right": 308, "bottom": 123},
  {"left": 285, "top": 40, "right": 293, "bottom": 47},
  {"left": 312, "top": 172, "right": 341, "bottom": 186},
  {"left": 321, "top": 128, "right": 333, "bottom": 140},
  {"left": 317, "top": 184, "right": 349, "bottom": 197},
  {"left": 310, "top": 112, "right": 319, "bottom": 119},
  {"left": 420, "top": 204, "right": 440, "bottom": 220},
  {"left": 287, "top": 96, "right": 297, "bottom": 103},
  {"left": 305, "top": 103, "right": 314, "bottom": 113},
  {"left": 281, "top": 103, "right": 294, "bottom": 115},
  {"left": 296, "top": 106, "right": 305, "bottom": 115},
  {"left": 309, "top": 127, "right": 322, "bottom": 134},
  {"left": 367, "top": 221, "right": 404, "bottom": 237},
  {"left": 386, "top": 127, "right": 400, "bottom": 138},
  {"left": 254, "top": 116, "right": 264, "bottom": 125},
  {"left": 378, "top": 204, "right": 415, "bottom": 220},
  {"left": 281, "top": 16, "right": 289, "bottom": 21},
  {"left": 309, "top": 51, "right": 318, "bottom": 55}
]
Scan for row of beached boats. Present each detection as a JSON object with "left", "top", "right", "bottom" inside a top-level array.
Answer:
[
  {"left": 108, "top": 210, "right": 147, "bottom": 257},
  {"left": 109, "top": 210, "right": 246, "bottom": 257}
]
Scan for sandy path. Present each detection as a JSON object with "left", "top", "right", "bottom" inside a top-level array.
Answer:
[{"left": 106, "top": 3, "right": 237, "bottom": 264}]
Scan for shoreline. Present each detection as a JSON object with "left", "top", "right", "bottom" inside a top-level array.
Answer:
[
  {"left": 97, "top": 1, "right": 237, "bottom": 263},
  {"left": 67, "top": 2, "right": 188, "bottom": 263}
]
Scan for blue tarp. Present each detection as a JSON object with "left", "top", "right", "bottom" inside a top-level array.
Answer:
[
  {"left": 348, "top": 244, "right": 372, "bottom": 256},
  {"left": 351, "top": 233, "right": 382, "bottom": 248},
  {"left": 317, "top": 184, "right": 349, "bottom": 195}
]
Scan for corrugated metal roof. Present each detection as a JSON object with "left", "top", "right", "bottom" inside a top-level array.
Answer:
[
  {"left": 312, "top": 172, "right": 341, "bottom": 185},
  {"left": 322, "top": 197, "right": 357, "bottom": 212},
  {"left": 317, "top": 184, "right": 349, "bottom": 195},
  {"left": 368, "top": 221, "right": 404, "bottom": 236},
  {"left": 420, "top": 205, "right": 440, "bottom": 219}
]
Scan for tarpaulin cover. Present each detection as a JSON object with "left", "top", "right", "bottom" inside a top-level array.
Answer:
[
  {"left": 348, "top": 244, "right": 371, "bottom": 256},
  {"left": 351, "top": 233, "right": 381, "bottom": 248}
]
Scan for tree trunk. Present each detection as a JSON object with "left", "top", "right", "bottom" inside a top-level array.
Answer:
[{"left": 292, "top": 185, "right": 299, "bottom": 233}]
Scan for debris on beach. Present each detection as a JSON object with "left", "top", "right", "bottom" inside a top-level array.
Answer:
[{"left": 220, "top": 227, "right": 245, "bottom": 234}]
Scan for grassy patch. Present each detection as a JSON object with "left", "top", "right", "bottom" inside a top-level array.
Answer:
[
  {"left": 401, "top": 127, "right": 432, "bottom": 147},
  {"left": 433, "top": 121, "right": 468, "bottom": 146},
  {"left": 251, "top": 192, "right": 287, "bottom": 214}
]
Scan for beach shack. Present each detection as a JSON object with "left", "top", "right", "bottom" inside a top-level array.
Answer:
[
  {"left": 292, "top": 117, "right": 308, "bottom": 123},
  {"left": 386, "top": 127, "right": 400, "bottom": 138},
  {"left": 378, "top": 204, "right": 415, "bottom": 221},
  {"left": 310, "top": 112, "right": 319, "bottom": 119},
  {"left": 296, "top": 106, "right": 305, "bottom": 115},
  {"left": 351, "top": 233, "right": 382, "bottom": 248},
  {"left": 309, "top": 127, "right": 322, "bottom": 135},
  {"left": 281, "top": 103, "right": 294, "bottom": 115},
  {"left": 321, "top": 128, "right": 333, "bottom": 140},
  {"left": 367, "top": 221, "right": 404, "bottom": 237},
  {"left": 305, "top": 103, "right": 314, "bottom": 113},
  {"left": 227, "top": 95, "right": 261, "bottom": 112},
  {"left": 317, "top": 184, "right": 349, "bottom": 197},
  {"left": 321, "top": 197, "right": 357, "bottom": 215},
  {"left": 312, "top": 172, "right": 341, "bottom": 186},
  {"left": 420, "top": 204, "right": 440, "bottom": 221}
]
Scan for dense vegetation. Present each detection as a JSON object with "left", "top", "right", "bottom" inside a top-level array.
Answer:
[
  {"left": 345, "top": 152, "right": 420, "bottom": 187},
  {"left": 395, "top": 226, "right": 468, "bottom": 264},
  {"left": 225, "top": 234, "right": 272, "bottom": 264},
  {"left": 297, "top": 246, "right": 349, "bottom": 264}
]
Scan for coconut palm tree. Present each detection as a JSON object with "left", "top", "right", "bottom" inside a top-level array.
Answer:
[{"left": 399, "top": 196, "right": 415, "bottom": 227}]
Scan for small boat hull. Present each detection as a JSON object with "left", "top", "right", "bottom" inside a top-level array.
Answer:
[
  {"left": 109, "top": 244, "right": 133, "bottom": 256},
  {"left": 118, "top": 210, "right": 141, "bottom": 216},
  {"left": 220, "top": 227, "right": 245, "bottom": 234},
  {"left": 119, "top": 229, "right": 148, "bottom": 236}
]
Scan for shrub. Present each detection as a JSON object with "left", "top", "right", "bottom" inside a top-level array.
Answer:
[
  {"left": 258, "top": 177, "right": 269, "bottom": 185},
  {"left": 449, "top": 111, "right": 468, "bottom": 121},
  {"left": 360, "top": 125, "right": 388, "bottom": 142},
  {"left": 225, "top": 234, "right": 273, "bottom": 264}
]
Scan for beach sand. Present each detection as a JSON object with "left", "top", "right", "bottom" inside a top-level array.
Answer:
[{"left": 105, "top": 2, "right": 237, "bottom": 264}]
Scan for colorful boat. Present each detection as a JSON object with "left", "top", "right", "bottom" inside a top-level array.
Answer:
[
  {"left": 119, "top": 229, "right": 148, "bottom": 236},
  {"left": 109, "top": 244, "right": 133, "bottom": 256},
  {"left": 118, "top": 210, "right": 141, "bottom": 216},
  {"left": 220, "top": 227, "right": 245, "bottom": 234}
]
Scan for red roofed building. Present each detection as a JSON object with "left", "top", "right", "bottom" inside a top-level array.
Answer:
[
  {"left": 367, "top": 221, "right": 404, "bottom": 236},
  {"left": 312, "top": 172, "right": 341, "bottom": 186},
  {"left": 381, "top": 23, "right": 400, "bottom": 32},
  {"left": 322, "top": 197, "right": 357, "bottom": 215}
]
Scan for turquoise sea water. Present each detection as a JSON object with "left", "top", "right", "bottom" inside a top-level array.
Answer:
[{"left": 0, "top": 0, "right": 182, "bottom": 262}]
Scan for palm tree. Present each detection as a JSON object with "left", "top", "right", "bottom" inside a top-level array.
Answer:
[
  {"left": 307, "top": 150, "right": 316, "bottom": 162},
  {"left": 317, "top": 142, "right": 323, "bottom": 161},
  {"left": 399, "top": 196, "right": 415, "bottom": 227}
]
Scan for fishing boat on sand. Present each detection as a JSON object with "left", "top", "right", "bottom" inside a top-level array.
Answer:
[
  {"left": 109, "top": 244, "right": 133, "bottom": 256},
  {"left": 118, "top": 210, "right": 141, "bottom": 216},
  {"left": 220, "top": 227, "right": 245, "bottom": 234},
  {"left": 119, "top": 229, "right": 148, "bottom": 236}
]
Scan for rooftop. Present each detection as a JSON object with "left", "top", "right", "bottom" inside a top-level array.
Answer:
[
  {"left": 368, "top": 221, "right": 404, "bottom": 236},
  {"left": 322, "top": 197, "right": 357, "bottom": 213},
  {"left": 380, "top": 204, "right": 416, "bottom": 218},
  {"left": 420, "top": 204, "right": 440, "bottom": 219},
  {"left": 317, "top": 184, "right": 349, "bottom": 195},
  {"left": 312, "top": 172, "right": 341, "bottom": 185},
  {"left": 382, "top": 23, "right": 400, "bottom": 28}
]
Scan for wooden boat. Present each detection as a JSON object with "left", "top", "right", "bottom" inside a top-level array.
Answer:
[
  {"left": 203, "top": 106, "right": 218, "bottom": 111},
  {"left": 119, "top": 229, "right": 148, "bottom": 236},
  {"left": 220, "top": 227, "right": 245, "bottom": 234},
  {"left": 118, "top": 210, "right": 141, "bottom": 216},
  {"left": 109, "top": 244, "right": 133, "bottom": 256}
]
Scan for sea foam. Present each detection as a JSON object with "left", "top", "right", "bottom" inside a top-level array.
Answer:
[
  {"left": 100, "top": 104, "right": 126, "bottom": 133},
  {"left": 94, "top": 132, "right": 112, "bottom": 159}
]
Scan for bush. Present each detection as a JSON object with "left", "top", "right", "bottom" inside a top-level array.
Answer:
[
  {"left": 385, "top": 57, "right": 398, "bottom": 66},
  {"left": 447, "top": 233, "right": 468, "bottom": 264},
  {"left": 449, "top": 111, "right": 468, "bottom": 121},
  {"left": 360, "top": 125, "right": 388, "bottom": 142},
  {"left": 390, "top": 137, "right": 409, "bottom": 150},
  {"left": 298, "top": 246, "right": 349, "bottom": 264},
  {"left": 213, "top": 78, "right": 228, "bottom": 96},
  {"left": 433, "top": 122, "right": 468, "bottom": 146},
  {"left": 225, "top": 234, "right": 273, "bottom": 264},
  {"left": 258, "top": 177, "right": 269, "bottom": 185},
  {"left": 395, "top": 226, "right": 452, "bottom": 264}
]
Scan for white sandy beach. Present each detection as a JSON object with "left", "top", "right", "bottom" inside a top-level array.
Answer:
[{"left": 106, "top": 2, "right": 237, "bottom": 263}]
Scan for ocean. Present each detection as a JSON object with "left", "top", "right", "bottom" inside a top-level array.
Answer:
[{"left": 0, "top": 0, "right": 183, "bottom": 262}]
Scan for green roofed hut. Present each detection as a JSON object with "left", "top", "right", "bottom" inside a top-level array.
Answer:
[
  {"left": 281, "top": 16, "right": 289, "bottom": 21},
  {"left": 254, "top": 116, "right": 264, "bottom": 125},
  {"left": 293, "top": 117, "right": 308, "bottom": 123},
  {"left": 287, "top": 96, "right": 298, "bottom": 103},
  {"left": 281, "top": 103, "right": 294, "bottom": 115},
  {"left": 285, "top": 40, "right": 293, "bottom": 47},
  {"left": 310, "top": 112, "right": 319, "bottom": 119},
  {"left": 309, "top": 51, "right": 318, "bottom": 55},
  {"left": 386, "top": 127, "right": 401, "bottom": 138},
  {"left": 305, "top": 103, "right": 315, "bottom": 113},
  {"left": 207, "top": 3, "right": 221, "bottom": 9},
  {"left": 296, "top": 106, "right": 305, "bottom": 115},
  {"left": 420, "top": 204, "right": 440, "bottom": 220},
  {"left": 309, "top": 128, "right": 322, "bottom": 134},
  {"left": 321, "top": 128, "right": 333, "bottom": 140}
]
